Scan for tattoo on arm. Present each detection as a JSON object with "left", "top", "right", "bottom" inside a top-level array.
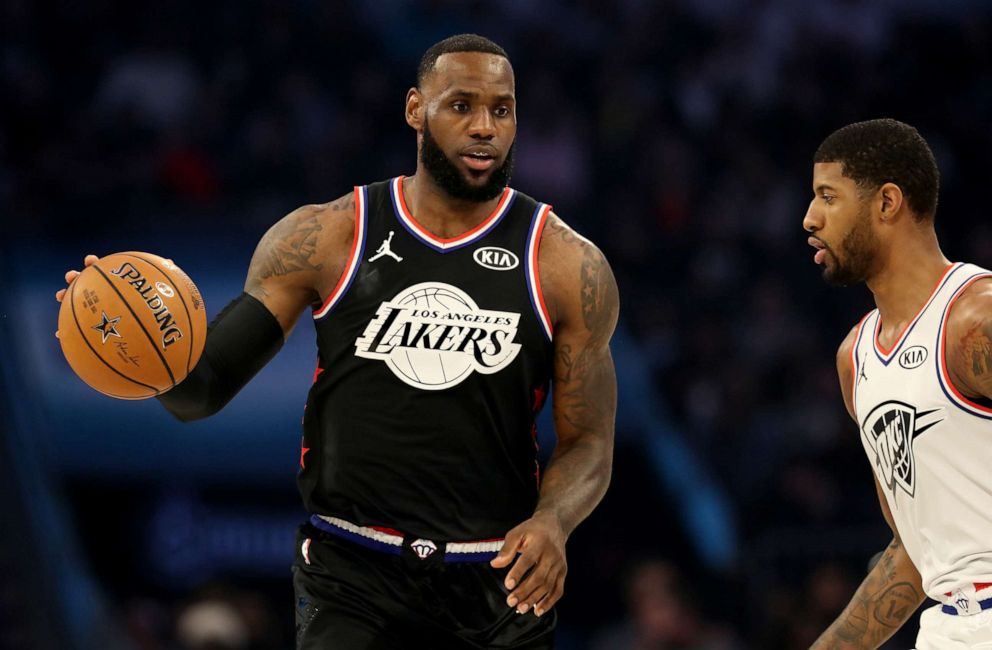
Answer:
[
  {"left": 250, "top": 207, "right": 325, "bottom": 282},
  {"left": 812, "top": 538, "right": 923, "bottom": 649},
  {"left": 960, "top": 321, "right": 992, "bottom": 378},
  {"left": 538, "top": 221, "right": 618, "bottom": 534}
]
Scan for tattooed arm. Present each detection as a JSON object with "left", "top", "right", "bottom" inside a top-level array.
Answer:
[
  {"left": 810, "top": 331, "right": 925, "bottom": 649},
  {"left": 153, "top": 193, "right": 356, "bottom": 420},
  {"left": 942, "top": 278, "right": 992, "bottom": 401},
  {"left": 490, "top": 212, "right": 619, "bottom": 617},
  {"left": 245, "top": 192, "right": 357, "bottom": 335}
]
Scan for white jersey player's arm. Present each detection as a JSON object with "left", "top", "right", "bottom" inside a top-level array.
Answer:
[
  {"left": 810, "top": 329, "right": 925, "bottom": 650},
  {"left": 943, "top": 278, "right": 992, "bottom": 401}
]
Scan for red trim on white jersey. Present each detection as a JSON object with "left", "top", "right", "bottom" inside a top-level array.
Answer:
[
  {"left": 850, "top": 311, "right": 872, "bottom": 413},
  {"left": 873, "top": 263, "right": 958, "bottom": 358},
  {"left": 937, "top": 273, "right": 992, "bottom": 415}
]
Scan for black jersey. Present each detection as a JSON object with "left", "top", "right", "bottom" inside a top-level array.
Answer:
[{"left": 298, "top": 177, "right": 555, "bottom": 541}]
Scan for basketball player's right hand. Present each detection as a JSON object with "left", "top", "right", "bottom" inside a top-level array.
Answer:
[
  {"left": 55, "top": 254, "right": 100, "bottom": 304},
  {"left": 55, "top": 255, "right": 99, "bottom": 337}
]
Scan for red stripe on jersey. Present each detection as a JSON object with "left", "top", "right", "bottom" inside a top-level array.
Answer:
[
  {"left": 395, "top": 175, "right": 512, "bottom": 245},
  {"left": 939, "top": 275, "right": 992, "bottom": 414},
  {"left": 531, "top": 205, "right": 553, "bottom": 337},
  {"left": 314, "top": 186, "right": 363, "bottom": 315},
  {"left": 874, "top": 263, "right": 956, "bottom": 355}
]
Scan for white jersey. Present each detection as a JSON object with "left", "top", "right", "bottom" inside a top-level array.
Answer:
[{"left": 850, "top": 262, "right": 992, "bottom": 605}]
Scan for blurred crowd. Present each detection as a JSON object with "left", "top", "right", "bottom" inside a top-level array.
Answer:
[{"left": 5, "top": 0, "right": 992, "bottom": 648}]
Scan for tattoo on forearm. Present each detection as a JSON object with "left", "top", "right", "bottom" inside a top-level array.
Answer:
[{"left": 812, "top": 539, "right": 922, "bottom": 649}]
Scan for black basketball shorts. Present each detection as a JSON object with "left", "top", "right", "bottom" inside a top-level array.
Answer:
[{"left": 292, "top": 523, "right": 556, "bottom": 649}]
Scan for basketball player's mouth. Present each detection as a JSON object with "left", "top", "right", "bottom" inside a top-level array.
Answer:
[
  {"left": 460, "top": 146, "right": 498, "bottom": 171},
  {"left": 809, "top": 237, "right": 828, "bottom": 264}
]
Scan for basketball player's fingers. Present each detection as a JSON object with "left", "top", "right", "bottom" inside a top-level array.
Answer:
[
  {"left": 491, "top": 531, "right": 524, "bottom": 571},
  {"left": 508, "top": 558, "right": 554, "bottom": 611},
  {"left": 83, "top": 254, "right": 99, "bottom": 266},
  {"left": 533, "top": 573, "right": 565, "bottom": 617},
  {"left": 64, "top": 269, "right": 80, "bottom": 284},
  {"left": 504, "top": 552, "right": 539, "bottom": 603},
  {"left": 55, "top": 287, "right": 67, "bottom": 302}
]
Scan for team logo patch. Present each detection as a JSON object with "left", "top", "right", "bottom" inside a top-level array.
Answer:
[
  {"left": 473, "top": 246, "right": 519, "bottom": 271},
  {"left": 861, "top": 400, "right": 943, "bottom": 500},
  {"left": 354, "top": 282, "right": 521, "bottom": 390},
  {"left": 410, "top": 538, "right": 437, "bottom": 560},
  {"left": 898, "top": 345, "right": 928, "bottom": 369}
]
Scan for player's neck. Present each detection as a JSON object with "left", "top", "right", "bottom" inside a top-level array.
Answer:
[
  {"left": 403, "top": 173, "right": 503, "bottom": 238},
  {"left": 867, "top": 232, "right": 950, "bottom": 334}
]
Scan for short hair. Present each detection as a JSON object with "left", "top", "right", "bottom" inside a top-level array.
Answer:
[
  {"left": 417, "top": 34, "right": 509, "bottom": 88},
  {"left": 814, "top": 118, "right": 940, "bottom": 221}
]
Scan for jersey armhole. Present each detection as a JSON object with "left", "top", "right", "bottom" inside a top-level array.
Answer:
[
  {"left": 313, "top": 186, "right": 368, "bottom": 320},
  {"left": 850, "top": 311, "right": 872, "bottom": 414},
  {"left": 525, "top": 203, "right": 554, "bottom": 342},
  {"left": 937, "top": 273, "right": 992, "bottom": 418}
]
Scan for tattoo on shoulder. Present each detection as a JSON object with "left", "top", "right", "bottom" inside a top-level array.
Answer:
[
  {"left": 251, "top": 206, "right": 332, "bottom": 281},
  {"left": 959, "top": 320, "right": 992, "bottom": 379},
  {"left": 545, "top": 215, "right": 615, "bottom": 336},
  {"left": 579, "top": 244, "right": 612, "bottom": 334}
]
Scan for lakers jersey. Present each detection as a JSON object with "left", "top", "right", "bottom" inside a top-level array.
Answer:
[
  {"left": 850, "top": 262, "right": 992, "bottom": 599},
  {"left": 297, "top": 177, "right": 555, "bottom": 541}
]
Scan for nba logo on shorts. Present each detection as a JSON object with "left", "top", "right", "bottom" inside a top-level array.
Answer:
[{"left": 354, "top": 282, "right": 521, "bottom": 390}]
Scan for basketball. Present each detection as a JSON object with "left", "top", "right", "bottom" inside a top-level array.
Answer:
[{"left": 57, "top": 252, "right": 207, "bottom": 399}]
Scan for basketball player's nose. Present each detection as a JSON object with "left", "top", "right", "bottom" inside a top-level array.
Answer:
[
  {"left": 467, "top": 108, "right": 496, "bottom": 139},
  {"left": 803, "top": 201, "right": 822, "bottom": 233}
]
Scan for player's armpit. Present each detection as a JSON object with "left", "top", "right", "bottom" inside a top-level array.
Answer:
[
  {"left": 244, "top": 192, "right": 356, "bottom": 336},
  {"left": 944, "top": 278, "right": 992, "bottom": 401}
]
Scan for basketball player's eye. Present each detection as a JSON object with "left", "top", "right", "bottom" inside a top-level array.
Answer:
[
  {"left": 452, "top": 102, "right": 469, "bottom": 112},
  {"left": 494, "top": 106, "right": 510, "bottom": 118},
  {"left": 823, "top": 195, "right": 834, "bottom": 205}
]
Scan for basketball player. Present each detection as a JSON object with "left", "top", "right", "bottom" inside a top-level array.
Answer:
[
  {"left": 58, "top": 34, "right": 617, "bottom": 648},
  {"left": 805, "top": 119, "right": 992, "bottom": 649}
]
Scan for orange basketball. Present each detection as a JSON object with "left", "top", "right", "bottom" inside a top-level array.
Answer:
[{"left": 57, "top": 252, "right": 207, "bottom": 399}]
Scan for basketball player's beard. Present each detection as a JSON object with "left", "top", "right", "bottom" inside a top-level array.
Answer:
[
  {"left": 420, "top": 121, "right": 514, "bottom": 202},
  {"left": 823, "top": 202, "right": 878, "bottom": 286}
]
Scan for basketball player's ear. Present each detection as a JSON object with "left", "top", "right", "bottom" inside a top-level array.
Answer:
[
  {"left": 406, "top": 87, "right": 424, "bottom": 131},
  {"left": 878, "top": 182, "right": 904, "bottom": 223}
]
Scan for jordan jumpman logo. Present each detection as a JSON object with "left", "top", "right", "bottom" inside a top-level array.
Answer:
[{"left": 369, "top": 231, "right": 403, "bottom": 263}]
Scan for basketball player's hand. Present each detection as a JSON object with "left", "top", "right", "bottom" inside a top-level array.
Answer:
[
  {"left": 55, "top": 254, "right": 100, "bottom": 304},
  {"left": 490, "top": 510, "right": 567, "bottom": 617}
]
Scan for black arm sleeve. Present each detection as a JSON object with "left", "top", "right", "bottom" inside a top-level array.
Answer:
[{"left": 156, "top": 292, "right": 284, "bottom": 422}]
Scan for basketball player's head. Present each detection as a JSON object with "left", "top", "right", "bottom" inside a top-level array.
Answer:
[
  {"left": 406, "top": 34, "right": 515, "bottom": 202},
  {"left": 804, "top": 118, "right": 940, "bottom": 286}
]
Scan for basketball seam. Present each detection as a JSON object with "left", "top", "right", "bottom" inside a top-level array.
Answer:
[
  {"left": 68, "top": 278, "right": 160, "bottom": 395},
  {"left": 92, "top": 263, "right": 177, "bottom": 388},
  {"left": 124, "top": 252, "right": 197, "bottom": 375}
]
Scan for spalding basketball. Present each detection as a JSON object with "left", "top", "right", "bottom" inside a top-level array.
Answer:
[{"left": 57, "top": 252, "right": 207, "bottom": 399}]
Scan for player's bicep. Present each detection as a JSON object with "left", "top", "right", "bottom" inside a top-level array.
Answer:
[
  {"left": 244, "top": 197, "right": 354, "bottom": 335},
  {"left": 947, "top": 303, "right": 992, "bottom": 401},
  {"left": 545, "top": 220, "right": 619, "bottom": 444}
]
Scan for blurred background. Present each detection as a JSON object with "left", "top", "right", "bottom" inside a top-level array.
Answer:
[{"left": 3, "top": 0, "right": 992, "bottom": 648}]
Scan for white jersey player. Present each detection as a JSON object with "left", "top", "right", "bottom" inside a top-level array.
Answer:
[{"left": 805, "top": 119, "right": 992, "bottom": 649}]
